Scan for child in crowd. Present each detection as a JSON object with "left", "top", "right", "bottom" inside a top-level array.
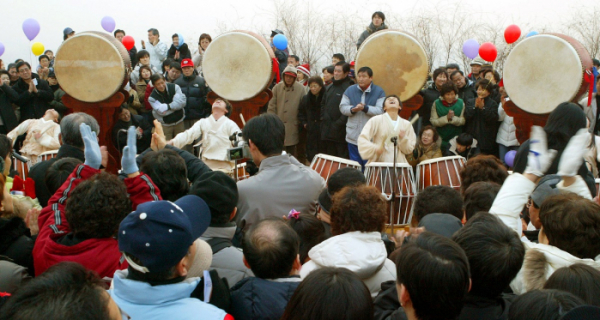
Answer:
[{"left": 448, "top": 132, "right": 479, "bottom": 159}]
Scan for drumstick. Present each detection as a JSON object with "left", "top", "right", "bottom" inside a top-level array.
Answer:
[
  {"left": 410, "top": 114, "right": 420, "bottom": 125},
  {"left": 240, "top": 114, "right": 246, "bottom": 126}
]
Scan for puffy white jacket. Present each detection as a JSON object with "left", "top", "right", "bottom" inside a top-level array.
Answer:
[
  {"left": 300, "top": 231, "right": 396, "bottom": 297},
  {"left": 489, "top": 173, "right": 597, "bottom": 294},
  {"left": 496, "top": 103, "right": 519, "bottom": 146}
]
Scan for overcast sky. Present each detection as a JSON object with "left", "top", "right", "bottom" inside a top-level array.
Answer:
[{"left": 1, "top": 0, "right": 598, "bottom": 65}]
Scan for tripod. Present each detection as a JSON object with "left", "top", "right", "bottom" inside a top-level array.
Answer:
[{"left": 389, "top": 136, "right": 399, "bottom": 235}]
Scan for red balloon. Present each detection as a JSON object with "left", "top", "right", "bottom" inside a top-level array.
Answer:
[
  {"left": 504, "top": 24, "right": 521, "bottom": 44},
  {"left": 122, "top": 35, "right": 135, "bottom": 51},
  {"left": 479, "top": 42, "right": 497, "bottom": 62}
]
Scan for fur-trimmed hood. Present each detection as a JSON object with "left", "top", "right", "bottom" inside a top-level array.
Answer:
[{"left": 515, "top": 244, "right": 600, "bottom": 294}]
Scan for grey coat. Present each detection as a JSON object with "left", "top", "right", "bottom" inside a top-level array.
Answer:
[{"left": 357, "top": 23, "right": 389, "bottom": 50}]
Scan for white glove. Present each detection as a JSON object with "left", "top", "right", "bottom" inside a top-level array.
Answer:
[
  {"left": 155, "top": 103, "right": 168, "bottom": 113},
  {"left": 525, "top": 126, "right": 557, "bottom": 177},
  {"left": 557, "top": 128, "right": 590, "bottom": 177}
]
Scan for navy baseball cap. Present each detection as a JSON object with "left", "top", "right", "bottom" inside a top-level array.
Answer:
[{"left": 118, "top": 195, "right": 211, "bottom": 273}]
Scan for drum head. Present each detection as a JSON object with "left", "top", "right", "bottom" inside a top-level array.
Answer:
[
  {"left": 203, "top": 31, "right": 272, "bottom": 101},
  {"left": 356, "top": 30, "right": 429, "bottom": 102},
  {"left": 54, "top": 32, "right": 128, "bottom": 103},
  {"left": 504, "top": 34, "right": 583, "bottom": 114}
]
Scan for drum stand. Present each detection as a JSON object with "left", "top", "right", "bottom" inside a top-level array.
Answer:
[
  {"left": 390, "top": 136, "right": 399, "bottom": 235},
  {"left": 503, "top": 100, "right": 549, "bottom": 144}
]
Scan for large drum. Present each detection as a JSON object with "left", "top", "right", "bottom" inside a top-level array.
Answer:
[
  {"left": 54, "top": 31, "right": 131, "bottom": 103},
  {"left": 356, "top": 30, "right": 429, "bottom": 102},
  {"left": 503, "top": 33, "right": 593, "bottom": 114},
  {"left": 365, "top": 162, "right": 416, "bottom": 225},
  {"left": 203, "top": 31, "right": 276, "bottom": 101},
  {"left": 310, "top": 154, "right": 362, "bottom": 183},
  {"left": 416, "top": 156, "right": 466, "bottom": 191}
]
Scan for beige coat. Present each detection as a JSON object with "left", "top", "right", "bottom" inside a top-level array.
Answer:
[
  {"left": 8, "top": 118, "right": 60, "bottom": 164},
  {"left": 357, "top": 113, "right": 416, "bottom": 164},
  {"left": 267, "top": 66, "right": 305, "bottom": 146}
]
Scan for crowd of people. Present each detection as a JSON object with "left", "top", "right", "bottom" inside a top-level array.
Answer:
[{"left": 1, "top": 10, "right": 600, "bottom": 320}]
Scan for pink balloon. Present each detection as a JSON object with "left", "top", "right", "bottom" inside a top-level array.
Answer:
[{"left": 22, "top": 18, "right": 40, "bottom": 41}]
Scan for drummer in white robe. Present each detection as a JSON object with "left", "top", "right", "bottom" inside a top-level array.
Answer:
[
  {"left": 169, "top": 98, "right": 240, "bottom": 171},
  {"left": 357, "top": 95, "right": 416, "bottom": 164}
]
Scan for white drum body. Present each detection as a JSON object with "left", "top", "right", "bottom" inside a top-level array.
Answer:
[
  {"left": 503, "top": 33, "right": 592, "bottom": 114},
  {"left": 203, "top": 31, "right": 275, "bottom": 101},
  {"left": 356, "top": 30, "right": 429, "bottom": 102},
  {"left": 365, "top": 162, "right": 416, "bottom": 225},
  {"left": 54, "top": 31, "right": 130, "bottom": 103},
  {"left": 310, "top": 154, "right": 362, "bottom": 183}
]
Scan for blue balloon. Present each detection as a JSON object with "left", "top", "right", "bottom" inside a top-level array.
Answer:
[
  {"left": 504, "top": 150, "right": 517, "bottom": 167},
  {"left": 273, "top": 34, "right": 288, "bottom": 51},
  {"left": 526, "top": 31, "right": 539, "bottom": 38}
]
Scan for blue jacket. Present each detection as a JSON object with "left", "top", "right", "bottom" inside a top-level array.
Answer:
[
  {"left": 109, "top": 270, "right": 228, "bottom": 320},
  {"left": 340, "top": 82, "right": 385, "bottom": 144},
  {"left": 230, "top": 276, "right": 301, "bottom": 320}
]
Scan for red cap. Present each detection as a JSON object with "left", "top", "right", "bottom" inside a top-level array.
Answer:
[
  {"left": 350, "top": 61, "right": 355, "bottom": 66},
  {"left": 181, "top": 59, "right": 194, "bottom": 68}
]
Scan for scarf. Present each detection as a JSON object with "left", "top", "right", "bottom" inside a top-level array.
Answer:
[
  {"left": 442, "top": 99, "right": 458, "bottom": 107},
  {"left": 175, "top": 33, "right": 185, "bottom": 50}
]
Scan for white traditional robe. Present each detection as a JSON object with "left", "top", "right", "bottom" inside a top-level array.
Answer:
[
  {"left": 171, "top": 115, "right": 241, "bottom": 171},
  {"left": 8, "top": 118, "right": 60, "bottom": 164},
  {"left": 357, "top": 113, "right": 416, "bottom": 164}
]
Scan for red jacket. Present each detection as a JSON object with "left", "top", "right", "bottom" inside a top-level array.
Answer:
[{"left": 33, "top": 164, "right": 161, "bottom": 278}]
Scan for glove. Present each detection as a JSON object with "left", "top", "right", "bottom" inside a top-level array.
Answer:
[
  {"left": 121, "top": 126, "right": 139, "bottom": 175},
  {"left": 155, "top": 103, "right": 168, "bottom": 113},
  {"left": 80, "top": 123, "right": 102, "bottom": 169},
  {"left": 557, "top": 128, "right": 589, "bottom": 177},
  {"left": 524, "top": 126, "right": 557, "bottom": 177}
]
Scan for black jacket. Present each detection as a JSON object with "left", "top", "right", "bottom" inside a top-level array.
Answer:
[
  {"left": 0, "top": 217, "right": 35, "bottom": 275},
  {"left": 174, "top": 74, "right": 210, "bottom": 120},
  {"left": 128, "top": 45, "right": 138, "bottom": 67},
  {"left": 112, "top": 115, "right": 152, "bottom": 153},
  {"left": 321, "top": 77, "right": 353, "bottom": 143},
  {"left": 136, "top": 145, "right": 211, "bottom": 184},
  {"left": 167, "top": 43, "right": 192, "bottom": 62},
  {"left": 464, "top": 96, "right": 499, "bottom": 155},
  {"left": 298, "top": 88, "right": 325, "bottom": 160},
  {"left": 419, "top": 83, "right": 441, "bottom": 126},
  {"left": 458, "top": 82, "right": 477, "bottom": 105},
  {"left": 0, "top": 84, "right": 19, "bottom": 132},
  {"left": 513, "top": 139, "right": 596, "bottom": 195},
  {"left": 28, "top": 144, "right": 86, "bottom": 207},
  {"left": 12, "top": 78, "right": 53, "bottom": 121},
  {"left": 230, "top": 277, "right": 300, "bottom": 320}
]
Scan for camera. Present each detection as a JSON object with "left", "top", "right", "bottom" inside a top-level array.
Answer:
[{"left": 228, "top": 132, "right": 252, "bottom": 161}]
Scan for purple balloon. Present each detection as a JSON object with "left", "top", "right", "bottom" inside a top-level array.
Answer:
[
  {"left": 462, "top": 39, "right": 480, "bottom": 59},
  {"left": 0, "top": 42, "right": 4, "bottom": 57},
  {"left": 22, "top": 18, "right": 40, "bottom": 41},
  {"left": 101, "top": 16, "right": 116, "bottom": 33},
  {"left": 504, "top": 150, "right": 517, "bottom": 167}
]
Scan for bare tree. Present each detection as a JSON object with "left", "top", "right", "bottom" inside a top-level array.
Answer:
[{"left": 566, "top": 6, "right": 600, "bottom": 59}]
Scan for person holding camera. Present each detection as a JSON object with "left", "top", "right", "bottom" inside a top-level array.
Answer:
[{"left": 169, "top": 97, "right": 240, "bottom": 171}]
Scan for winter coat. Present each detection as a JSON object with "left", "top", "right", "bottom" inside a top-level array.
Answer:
[
  {"left": 199, "top": 224, "right": 254, "bottom": 288},
  {"left": 230, "top": 276, "right": 301, "bottom": 320},
  {"left": 0, "top": 258, "right": 31, "bottom": 295},
  {"left": 458, "top": 81, "right": 477, "bottom": 103},
  {"left": 8, "top": 118, "right": 60, "bottom": 164},
  {"left": 496, "top": 103, "right": 519, "bottom": 147},
  {"left": 33, "top": 164, "right": 162, "bottom": 278},
  {"left": 148, "top": 83, "right": 187, "bottom": 126},
  {"left": 145, "top": 41, "right": 168, "bottom": 71},
  {"left": 298, "top": 88, "right": 325, "bottom": 161},
  {"left": 358, "top": 113, "right": 416, "bottom": 164},
  {"left": 12, "top": 78, "right": 54, "bottom": 121},
  {"left": 171, "top": 115, "right": 240, "bottom": 166},
  {"left": 0, "top": 84, "right": 19, "bottom": 132},
  {"left": 174, "top": 73, "right": 210, "bottom": 120},
  {"left": 321, "top": 77, "right": 353, "bottom": 143},
  {"left": 109, "top": 270, "right": 229, "bottom": 320},
  {"left": 357, "top": 23, "right": 389, "bottom": 49},
  {"left": 489, "top": 173, "right": 598, "bottom": 294},
  {"left": 579, "top": 95, "right": 598, "bottom": 134},
  {"left": 340, "top": 82, "right": 386, "bottom": 145},
  {"left": 430, "top": 98, "right": 466, "bottom": 149},
  {"left": 236, "top": 154, "right": 325, "bottom": 230},
  {"left": 406, "top": 142, "right": 443, "bottom": 167},
  {"left": 168, "top": 43, "right": 192, "bottom": 62},
  {"left": 192, "top": 50, "right": 205, "bottom": 74},
  {"left": 130, "top": 63, "right": 161, "bottom": 87},
  {"left": 513, "top": 140, "right": 596, "bottom": 195},
  {"left": 448, "top": 136, "right": 480, "bottom": 160},
  {"left": 112, "top": 114, "right": 152, "bottom": 152},
  {"left": 418, "top": 84, "right": 442, "bottom": 127},
  {"left": 28, "top": 144, "right": 85, "bottom": 208},
  {"left": 49, "top": 87, "right": 68, "bottom": 116},
  {"left": 267, "top": 66, "right": 305, "bottom": 146},
  {"left": 464, "top": 96, "right": 499, "bottom": 155},
  {"left": 0, "top": 217, "right": 34, "bottom": 275},
  {"left": 300, "top": 231, "right": 396, "bottom": 297}
]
